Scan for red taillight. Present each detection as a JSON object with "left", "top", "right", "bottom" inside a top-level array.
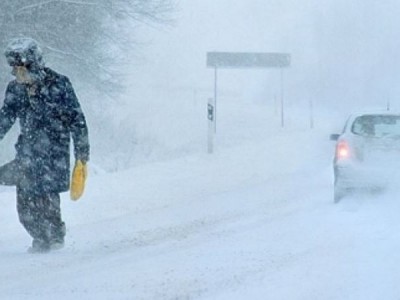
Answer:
[{"left": 336, "top": 141, "right": 350, "bottom": 159}]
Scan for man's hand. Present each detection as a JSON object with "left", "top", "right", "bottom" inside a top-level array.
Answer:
[{"left": 70, "top": 160, "right": 87, "bottom": 201}]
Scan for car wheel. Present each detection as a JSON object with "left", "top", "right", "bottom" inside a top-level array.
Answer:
[
  {"left": 333, "top": 169, "right": 348, "bottom": 203},
  {"left": 334, "top": 186, "right": 346, "bottom": 203}
]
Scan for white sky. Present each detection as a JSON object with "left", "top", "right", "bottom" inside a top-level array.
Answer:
[{"left": 127, "top": 0, "right": 400, "bottom": 114}]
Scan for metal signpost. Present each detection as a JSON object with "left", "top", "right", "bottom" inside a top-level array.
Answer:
[{"left": 206, "top": 52, "right": 291, "bottom": 153}]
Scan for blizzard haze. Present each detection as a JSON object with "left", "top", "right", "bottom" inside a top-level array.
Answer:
[
  {"left": 104, "top": 0, "right": 400, "bottom": 169},
  {"left": 2, "top": 1, "right": 400, "bottom": 299}
]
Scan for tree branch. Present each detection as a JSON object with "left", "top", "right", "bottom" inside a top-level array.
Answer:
[{"left": 16, "top": 0, "right": 98, "bottom": 15}]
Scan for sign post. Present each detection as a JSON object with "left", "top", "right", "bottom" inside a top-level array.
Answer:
[
  {"left": 213, "top": 67, "right": 217, "bottom": 133},
  {"left": 309, "top": 99, "right": 314, "bottom": 129},
  {"left": 280, "top": 68, "right": 284, "bottom": 128}
]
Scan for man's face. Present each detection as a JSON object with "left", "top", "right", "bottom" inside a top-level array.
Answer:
[{"left": 12, "top": 66, "right": 32, "bottom": 84}]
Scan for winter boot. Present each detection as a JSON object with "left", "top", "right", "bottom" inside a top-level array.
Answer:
[
  {"left": 49, "top": 237, "right": 65, "bottom": 251},
  {"left": 49, "top": 222, "right": 65, "bottom": 251},
  {"left": 27, "top": 239, "right": 50, "bottom": 253}
]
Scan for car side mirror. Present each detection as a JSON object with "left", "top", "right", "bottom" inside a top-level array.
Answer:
[{"left": 330, "top": 134, "right": 340, "bottom": 141}]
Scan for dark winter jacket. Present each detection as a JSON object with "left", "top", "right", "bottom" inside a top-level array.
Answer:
[{"left": 0, "top": 67, "right": 89, "bottom": 194}]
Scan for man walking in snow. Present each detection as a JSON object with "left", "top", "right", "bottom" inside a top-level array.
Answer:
[{"left": 0, "top": 38, "right": 90, "bottom": 253}]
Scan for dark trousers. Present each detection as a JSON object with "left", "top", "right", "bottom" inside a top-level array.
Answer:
[{"left": 0, "top": 160, "right": 65, "bottom": 243}]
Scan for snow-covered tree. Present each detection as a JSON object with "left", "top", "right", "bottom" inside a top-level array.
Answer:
[{"left": 0, "top": 0, "right": 176, "bottom": 169}]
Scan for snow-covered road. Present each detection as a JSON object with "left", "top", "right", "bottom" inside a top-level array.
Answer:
[{"left": 1, "top": 129, "right": 400, "bottom": 299}]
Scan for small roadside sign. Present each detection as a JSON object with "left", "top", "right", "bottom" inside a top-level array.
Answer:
[
  {"left": 208, "top": 98, "right": 215, "bottom": 153},
  {"left": 207, "top": 103, "right": 214, "bottom": 121}
]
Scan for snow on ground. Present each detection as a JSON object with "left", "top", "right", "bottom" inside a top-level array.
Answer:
[{"left": 1, "top": 102, "right": 400, "bottom": 300}]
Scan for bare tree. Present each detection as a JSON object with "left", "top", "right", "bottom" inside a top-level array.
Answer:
[{"left": 0, "top": 0, "right": 176, "bottom": 95}]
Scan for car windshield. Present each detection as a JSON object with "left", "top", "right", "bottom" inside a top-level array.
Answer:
[{"left": 351, "top": 115, "right": 400, "bottom": 138}]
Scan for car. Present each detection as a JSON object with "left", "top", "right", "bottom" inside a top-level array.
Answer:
[{"left": 330, "top": 111, "right": 400, "bottom": 202}]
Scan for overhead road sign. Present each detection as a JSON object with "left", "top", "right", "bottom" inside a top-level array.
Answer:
[
  {"left": 207, "top": 52, "right": 291, "bottom": 69},
  {"left": 205, "top": 51, "right": 291, "bottom": 152}
]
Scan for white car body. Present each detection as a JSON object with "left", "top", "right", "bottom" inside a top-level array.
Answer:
[{"left": 332, "top": 111, "right": 400, "bottom": 202}]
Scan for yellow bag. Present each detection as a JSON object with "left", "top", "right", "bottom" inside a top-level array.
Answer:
[{"left": 70, "top": 160, "right": 87, "bottom": 201}]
